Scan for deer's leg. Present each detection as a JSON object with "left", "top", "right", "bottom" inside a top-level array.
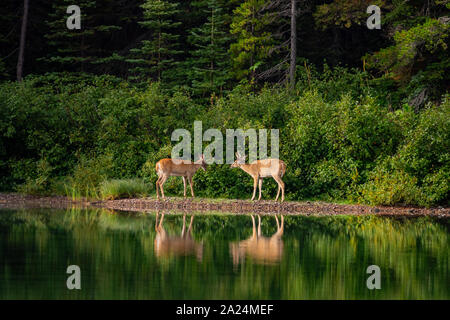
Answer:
[
  {"left": 274, "top": 176, "right": 281, "bottom": 201},
  {"left": 273, "top": 175, "right": 285, "bottom": 202},
  {"left": 188, "top": 176, "right": 195, "bottom": 198},
  {"left": 181, "top": 213, "right": 186, "bottom": 237},
  {"left": 250, "top": 215, "right": 256, "bottom": 238},
  {"left": 251, "top": 176, "right": 258, "bottom": 201},
  {"left": 258, "top": 178, "right": 263, "bottom": 200},
  {"left": 159, "top": 175, "right": 168, "bottom": 199},
  {"left": 274, "top": 215, "right": 284, "bottom": 237},
  {"left": 182, "top": 176, "right": 187, "bottom": 198},
  {"left": 155, "top": 211, "right": 159, "bottom": 231},
  {"left": 257, "top": 215, "right": 262, "bottom": 237},
  {"left": 187, "top": 215, "right": 194, "bottom": 234},
  {"left": 275, "top": 185, "right": 281, "bottom": 201},
  {"left": 159, "top": 212, "right": 165, "bottom": 228},
  {"left": 156, "top": 176, "right": 161, "bottom": 200},
  {"left": 280, "top": 179, "right": 285, "bottom": 202}
]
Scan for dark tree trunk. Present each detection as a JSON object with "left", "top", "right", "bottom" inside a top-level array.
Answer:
[
  {"left": 17, "top": 0, "right": 29, "bottom": 81},
  {"left": 289, "top": 0, "right": 297, "bottom": 88}
]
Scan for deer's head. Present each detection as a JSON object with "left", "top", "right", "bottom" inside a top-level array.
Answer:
[
  {"left": 196, "top": 154, "right": 207, "bottom": 171},
  {"left": 231, "top": 152, "right": 245, "bottom": 168}
]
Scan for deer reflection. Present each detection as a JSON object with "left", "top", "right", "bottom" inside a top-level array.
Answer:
[
  {"left": 230, "top": 214, "right": 284, "bottom": 266},
  {"left": 154, "top": 212, "right": 203, "bottom": 261}
]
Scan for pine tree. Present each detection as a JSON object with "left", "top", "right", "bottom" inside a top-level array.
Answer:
[
  {"left": 127, "top": 0, "right": 182, "bottom": 82},
  {"left": 229, "top": 0, "right": 277, "bottom": 81},
  {"left": 42, "top": 0, "right": 128, "bottom": 73},
  {"left": 186, "top": 0, "right": 232, "bottom": 97}
]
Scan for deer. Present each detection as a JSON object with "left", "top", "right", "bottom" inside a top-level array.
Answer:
[
  {"left": 154, "top": 212, "right": 203, "bottom": 261},
  {"left": 231, "top": 152, "right": 286, "bottom": 202},
  {"left": 230, "top": 214, "right": 284, "bottom": 266},
  {"left": 155, "top": 154, "right": 207, "bottom": 200}
]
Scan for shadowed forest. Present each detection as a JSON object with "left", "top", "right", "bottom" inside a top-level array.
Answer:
[{"left": 0, "top": 0, "right": 448, "bottom": 206}]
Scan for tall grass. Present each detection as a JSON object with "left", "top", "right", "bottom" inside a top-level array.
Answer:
[
  {"left": 63, "top": 182, "right": 100, "bottom": 201},
  {"left": 99, "top": 179, "right": 150, "bottom": 200}
]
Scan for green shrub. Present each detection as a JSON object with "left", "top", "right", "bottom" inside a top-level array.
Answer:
[
  {"left": 295, "top": 64, "right": 377, "bottom": 103},
  {"left": 283, "top": 91, "right": 404, "bottom": 200},
  {"left": 194, "top": 164, "right": 259, "bottom": 199},
  {"left": 16, "top": 159, "right": 53, "bottom": 196},
  {"left": 395, "top": 98, "right": 450, "bottom": 181},
  {"left": 359, "top": 158, "right": 426, "bottom": 206},
  {"left": 1, "top": 73, "right": 448, "bottom": 206},
  {"left": 420, "top": 167, "right": 450, "bottom": 206},
  {"left": 100, "top": 179, "right": 150, "bottom": 200},
  {"left": 61, "top": 155, "right": 114, "bottom": 199}
]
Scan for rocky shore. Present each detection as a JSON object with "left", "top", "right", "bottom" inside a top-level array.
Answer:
[{"left": 1, "top": 193, "right": 448, "bottom": 217}]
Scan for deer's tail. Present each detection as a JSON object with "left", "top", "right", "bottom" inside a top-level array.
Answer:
[
  {"left": 155, "top": 161, "right": 161, "bottom": 177},
  {"left": 280, "top": 161, "right": 286, "bottom": 177}
]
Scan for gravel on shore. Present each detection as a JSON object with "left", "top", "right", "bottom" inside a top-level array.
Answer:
[{"left": 1, "top": 193, "right": 448, "bottom": 217}]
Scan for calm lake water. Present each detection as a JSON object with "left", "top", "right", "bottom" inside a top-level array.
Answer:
[{"left": 0, "top": 208, "right": 448, "bottom": 299}]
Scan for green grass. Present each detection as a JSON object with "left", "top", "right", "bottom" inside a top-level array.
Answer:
[
  {"left": 99, "top": 179, "right": 150, "bottom": 200},
  {"left": 64, "top": 182, "right": 100, "bottom": 201}
]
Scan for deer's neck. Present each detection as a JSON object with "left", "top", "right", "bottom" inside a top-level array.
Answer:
[{"left": 239, "top": 163, "right": 257, "bottom": 177}]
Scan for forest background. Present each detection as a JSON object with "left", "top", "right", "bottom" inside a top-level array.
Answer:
[{"left": 0, "top": 0, "right": 448, "bottom": 206}]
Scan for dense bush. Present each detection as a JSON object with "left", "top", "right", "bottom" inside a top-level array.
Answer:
[
  {"left": 359, "top": 98, "right": 450, "bottom": 206},
  {"left": 0, "top": 72, "right": 448, "bottom": 206}
]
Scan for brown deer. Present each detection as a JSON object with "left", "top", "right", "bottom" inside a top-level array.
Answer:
[
  {"left": 230, "top": 214, "right": 284, "bottom": 266},
  {"left": 154, "top": 212, "right": 203, "bottom": 261},
  {"left": 231, "top": 152, "right": 286, "bottom": 202},
  {"left": 155, "top": 155, "right": 207, "bottom": 200}
]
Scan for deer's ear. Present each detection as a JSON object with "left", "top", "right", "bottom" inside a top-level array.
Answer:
[{"left": 235, "top": 152, "right": 239, "bottom": 158}]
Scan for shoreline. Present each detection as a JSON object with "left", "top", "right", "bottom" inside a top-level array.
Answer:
[{"left": 0, "top": 193, "right": 448, "bottom": 217}]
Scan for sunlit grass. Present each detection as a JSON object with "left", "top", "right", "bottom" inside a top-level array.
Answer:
[
  {"left": 63, "top": 182, "right": 100, "bottom": 201},
  {"left": 99, "top": 179, "right": 150, "bottom": 200}
]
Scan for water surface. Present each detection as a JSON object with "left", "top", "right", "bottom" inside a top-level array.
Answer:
[{"left": 0, "top": 208, "right": 448, "bottom": 299}]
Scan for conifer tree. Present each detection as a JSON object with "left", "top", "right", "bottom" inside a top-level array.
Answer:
[
  {"left": 186, "top": 0, "right": 232, "bottom": 97},
  {"left": 127, "top": 0, "right": 182, "bottom": 82},
  {"left": 229, "top": 0, "right": 277, "bottom": 81},
  {"left": 42, "top": 0, "right": 125, "bottom": 73}
]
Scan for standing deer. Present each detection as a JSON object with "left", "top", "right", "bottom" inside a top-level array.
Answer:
[
  {"left": 231, "top": 152, "right": 286, "bottom": 202},
  {"left": 230, "top": 214, "right": 284, "bottom": 266},
  {"left": 154, "top": 212, "right": 203, "bottom": 261},
  {"left": 155, "top": 155, "right": 207, "bottom": 200}
]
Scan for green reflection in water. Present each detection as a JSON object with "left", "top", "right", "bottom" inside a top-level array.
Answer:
[{"left": 0, "top": 208, "right": 448, "bottom": 300}]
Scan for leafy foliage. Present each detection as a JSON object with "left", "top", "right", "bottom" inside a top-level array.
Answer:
[
  {"left": 0, "top": 1, "right": 448, "bottom": 206},
  {"left": 1, "top": 70, "right": 448, "bottom": 206},
  {"left": 314, "top": 0, "right": 386, "bottom": 29}
]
